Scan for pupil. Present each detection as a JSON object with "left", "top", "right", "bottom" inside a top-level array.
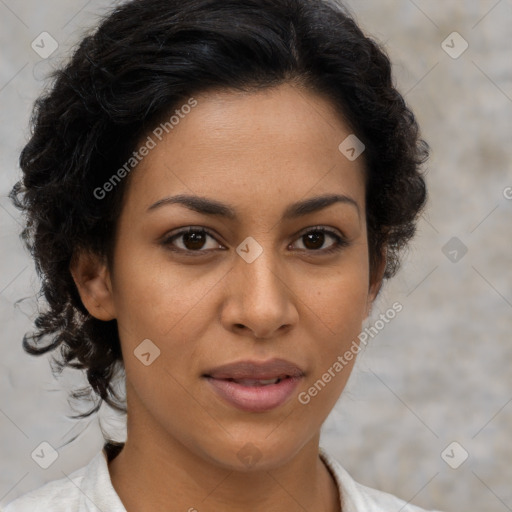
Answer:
[
  {"left": 304, "top": 231, "right": 324, "bottom": 250},
  {"left": 181, "top": 230, "right": 325, "bottom": 251},
  {"left": 184, "top": 231, "right": 205, "bottom": 250}
]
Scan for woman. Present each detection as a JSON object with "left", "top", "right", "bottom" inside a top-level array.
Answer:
[{"left": 5, "top": 0, "right": 441, "bottom": 510}]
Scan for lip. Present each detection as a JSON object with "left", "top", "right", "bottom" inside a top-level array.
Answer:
[
  {"left": 202, "top": 358, "right": 305, "bottom": 413},
  {"left": 203, "top": 358, "right": 305, "bottom": 380}
]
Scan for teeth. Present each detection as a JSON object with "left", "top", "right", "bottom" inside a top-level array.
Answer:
[{"left": 233, "top": 378, "right": 281, "bottom": 386}]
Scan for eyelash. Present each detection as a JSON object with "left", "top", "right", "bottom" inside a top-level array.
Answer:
[{"left": 160, "top": 226, "right": 349, "bottom": 257}]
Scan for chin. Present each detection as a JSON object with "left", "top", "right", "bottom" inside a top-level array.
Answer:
[{"left": 193, "top": 430, "right": 311, "bottom": 472}]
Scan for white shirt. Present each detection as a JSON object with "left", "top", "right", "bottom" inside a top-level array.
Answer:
[{"left": 2, "top": 444, "right": 444, "bottom": 512}]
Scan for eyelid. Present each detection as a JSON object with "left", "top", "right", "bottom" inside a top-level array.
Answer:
[
  {"left": 290, "top": 226, "right": 349, "bottom": 254},
  {"left": 160, "top": 226, "right": 224, "bottom": 254},
  {"left": 160, "top": 225, "right": 349, "bottom": 255},
  {"left": 294, "top": 225, "right": 346, "bottom": 241}
]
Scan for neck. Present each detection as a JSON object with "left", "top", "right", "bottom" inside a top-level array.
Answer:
[{"left": 107, "top": 411, "right": 340, "bottom": 512}]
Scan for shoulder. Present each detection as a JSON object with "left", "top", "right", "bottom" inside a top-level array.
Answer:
[
  {"left": 2, "top": 465, "right": 87, "bottom": 512},
  {"left": 319, "top": 447, "right": 445, "bottom": 512},
  {"left": 1, "top": 448, "right": 123, "bottom": 512}
]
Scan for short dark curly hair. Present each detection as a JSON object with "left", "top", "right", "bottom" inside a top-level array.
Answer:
[{"left": 10, "top": 0, "right": 428, "bottom": 423}]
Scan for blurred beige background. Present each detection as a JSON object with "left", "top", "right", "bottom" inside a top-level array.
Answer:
[{"left": 1, "top": 1, "right": 511, "bottom": 511}]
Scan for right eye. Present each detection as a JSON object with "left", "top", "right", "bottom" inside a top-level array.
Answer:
[{"left": 160, "top": 227, "right": 225, "bottom": 255}]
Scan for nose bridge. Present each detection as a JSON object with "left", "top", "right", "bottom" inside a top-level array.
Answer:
[
  {"left": 217, "top": 217, "right": 305, "bottom": 337},
  {"left": 235, "top": 234, "right": 286, "bottom": 302},
  {"left": 227, "top": 233, "right": 298, "bottom": 335}
]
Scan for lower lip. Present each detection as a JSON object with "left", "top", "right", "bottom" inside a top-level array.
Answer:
[{"left": 205, "top": 376, "right": 303, "bottom": 412}]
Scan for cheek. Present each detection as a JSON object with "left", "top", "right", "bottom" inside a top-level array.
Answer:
[
  {"left": 304, "top": 253, "right": 370, "bottom": 338},
  {"left": 313, "top": 276, "right": 368, "bottom": 334},
  {"left": 109, "top": 247, "right": 214, "bottom": 414},
  {"left": 293, "top": 272, "right": 369, "bottom": 426},
  {"left": 301, "top": 251, "right": 370, "bottom": 388},
  {"left": 110, "top": 241, "right": 220, "bottom": 341}
]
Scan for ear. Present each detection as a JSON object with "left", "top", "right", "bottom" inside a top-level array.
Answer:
[
  {"left": 365, "top": 247, "right": 387, "bottom": 317},
  {"left": 69, "top": 249, "right": 116, "bottom": 321}
]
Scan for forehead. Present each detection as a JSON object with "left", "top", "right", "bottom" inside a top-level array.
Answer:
[{"left": 123, "top": 83, "right": 366, "bottom": 218}]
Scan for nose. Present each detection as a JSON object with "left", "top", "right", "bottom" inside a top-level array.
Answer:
[{"left": 221, "top": 245, "right": 299, "bottom": 339}]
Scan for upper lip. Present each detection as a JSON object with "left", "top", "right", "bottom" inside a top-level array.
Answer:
[{"left": 203, "top": 358, "right": 305, "bottom": 380}]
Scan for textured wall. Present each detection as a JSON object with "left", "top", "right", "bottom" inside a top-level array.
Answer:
[{"left": 1, "top": 1, "right": 511, "bottom": 511}]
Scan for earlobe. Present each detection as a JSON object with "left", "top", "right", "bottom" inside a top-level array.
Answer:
[{"left": 69, "top": 249, "right": 116, "bottom": 321}]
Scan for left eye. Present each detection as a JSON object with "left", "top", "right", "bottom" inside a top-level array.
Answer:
[
  {"left": 291, "top": 227, "right": 348, "bottom": 254},
  {"left": 161, "top": 227, "right": 348, "bottom": 255}
]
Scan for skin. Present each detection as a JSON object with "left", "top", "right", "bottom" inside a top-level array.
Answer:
[{"left": 71, "top": 82, "right": 385, "bottom": 512}]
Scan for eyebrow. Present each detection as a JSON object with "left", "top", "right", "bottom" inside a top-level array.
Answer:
[{"left": 147, "top": 193, "right": 360, "bottom": 221}]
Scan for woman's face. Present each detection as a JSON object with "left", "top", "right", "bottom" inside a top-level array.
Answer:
[{"left": 84, "top": 83, "right": 382, "bottom": 470}]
